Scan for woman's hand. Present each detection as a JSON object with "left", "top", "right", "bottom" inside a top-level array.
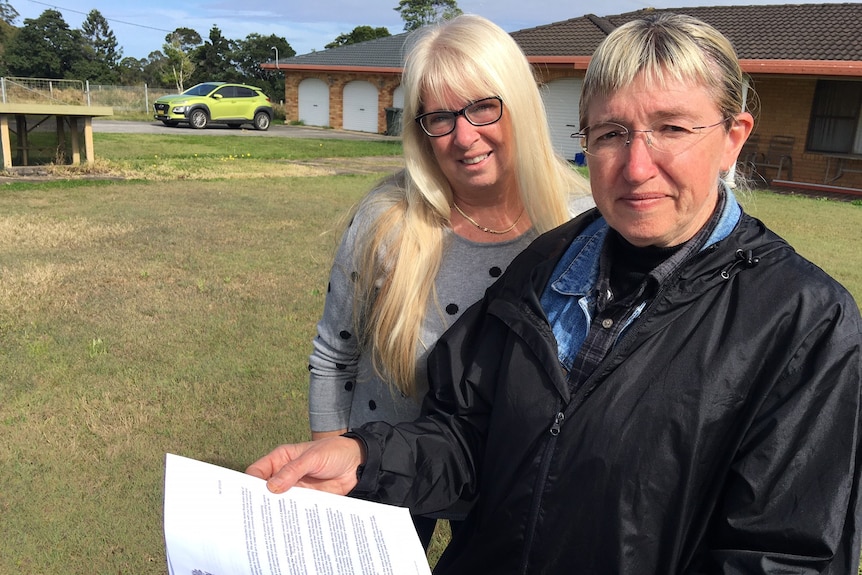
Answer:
[{"left": 245, "top": 436, "right": 365, "bottom": 495}]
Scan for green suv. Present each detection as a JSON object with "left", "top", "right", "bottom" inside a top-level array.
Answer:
[{"left": 153, "top": 82, "right": 274, "bottom": 130}]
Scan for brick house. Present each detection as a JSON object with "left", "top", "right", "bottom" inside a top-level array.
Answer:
[{"left": 265, "top": 3, "right": 862, "bottom": 192}]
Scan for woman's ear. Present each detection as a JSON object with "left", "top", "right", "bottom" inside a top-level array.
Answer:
[{"left": 722, "top": 112, "right": 755, "bottom": 172}]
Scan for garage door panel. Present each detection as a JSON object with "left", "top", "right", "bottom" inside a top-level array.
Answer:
[
  {"left": 343, "top": 81, "right": 379, "bottom": 133},
  {"left": 541, "top": 77, "right": 583, "bottom": 163},
  {"left": 299, "top": 78, "right": 330, "bottom": 127}
]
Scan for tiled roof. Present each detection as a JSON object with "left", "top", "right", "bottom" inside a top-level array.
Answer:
[
  {"left": 278, "top": 3, "right": 862, "bottom": 67},
  {"left": 511, "top": 3, "right": 862, "bottom": 61},
  {"left": 280, "top": 32, "right": 410, "bottom": 68}
]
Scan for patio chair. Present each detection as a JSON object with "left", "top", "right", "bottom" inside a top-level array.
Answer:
[
  {"left": 737, "top": 133, "right": 760, "bottom": 178},
  {"left": 752, "top": 135, "right": 794, "bottom": 181}
]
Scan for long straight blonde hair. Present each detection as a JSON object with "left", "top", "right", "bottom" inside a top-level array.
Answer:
[{"left": 353, "top": 14, "right": 589, "bottom": 395}]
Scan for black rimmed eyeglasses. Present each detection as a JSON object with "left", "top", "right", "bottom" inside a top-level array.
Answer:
[
  {"left": 414, "top": 96, "right": 504, "bottom": 137},
  {"left": 576, "top": 117, "right": 731, "bottom": 158}
]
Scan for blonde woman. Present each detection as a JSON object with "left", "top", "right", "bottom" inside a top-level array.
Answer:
[{"left": 306, "top": 14, "right": 590, "bottom": 546}]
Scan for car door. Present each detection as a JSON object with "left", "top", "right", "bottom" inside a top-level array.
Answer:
[{"left": 211, "top": 85, "right": 241, "bottom": 119}]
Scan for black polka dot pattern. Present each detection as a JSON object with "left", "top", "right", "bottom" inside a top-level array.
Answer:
[
  {"left": 339, "top": 330, "right": 352, "bottom": 340},
  {"left": 368, "top": 400, "right": 377, "bottom": 410},
  {"left": 446, "top": 303, "right": 459, "bottom": 315},
  {"left": 489, "top": 266, "right": 502, "bottom": 278},
  {"left": 336, "top": 363, "right": 346, "bottom": 370},
  {"left": 345, "top": 381, "right": 354, "bottom": 391}
]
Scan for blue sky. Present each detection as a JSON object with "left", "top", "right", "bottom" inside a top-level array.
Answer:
[{"left": 13, "top": 0, "right": 819, "bottom": 60}]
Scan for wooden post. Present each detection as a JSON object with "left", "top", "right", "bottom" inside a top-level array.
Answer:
[
  {"left": 16, "top": 114, "right": 28, "bottom": 166},
  {"left": 68, "top": 116, "right": 81, "bottom": 164},
  {"left": 83, "top": 116, "right": 94, "bottom": 164},
  {"left": 56, "top": 115, "right": 67, "bottom": 164},
  {"left": 0, "top": 114, "right": 11, "bottom": 169}
]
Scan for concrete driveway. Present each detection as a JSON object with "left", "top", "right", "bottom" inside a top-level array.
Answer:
[{"left": 93, "top": 119, "right": 399, "bottom": 142}]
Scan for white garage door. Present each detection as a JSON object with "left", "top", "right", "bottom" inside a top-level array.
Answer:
[
  {"left": 343, "top": 81, "right": 380, "bottom": 133},
  {"left": 393, "top": 85, "right": 405, "bottom": 109},
  {"left": 298, "top": 78, "right": 330, "bottom": 127},
  {"left": 541, "top": 77, "right": 583, "bottom": 163}
]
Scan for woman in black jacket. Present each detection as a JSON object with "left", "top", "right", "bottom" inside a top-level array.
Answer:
[{"left": 249, "top": 13, "right": 862, "bottom": 574}]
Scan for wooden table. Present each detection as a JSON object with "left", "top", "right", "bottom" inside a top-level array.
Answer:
[{"left": 0, "top": 103, "right": 113, "bottom": 169}]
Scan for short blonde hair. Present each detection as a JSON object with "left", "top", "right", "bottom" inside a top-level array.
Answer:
[{"left": 580, "top": 13, "right": 749, "bottom": 128}]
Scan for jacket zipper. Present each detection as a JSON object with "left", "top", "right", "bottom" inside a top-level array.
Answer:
[{"left": 518, "top": 410, "right": 566, "bottom": 573}]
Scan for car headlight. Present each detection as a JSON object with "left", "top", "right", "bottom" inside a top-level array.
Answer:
[{"left": 172, "top": 105, "right": 189, "bottom": 114}]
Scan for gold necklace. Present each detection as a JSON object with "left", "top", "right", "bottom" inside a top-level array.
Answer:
[{"left": 452, "top": 202, "right": 524, "bottom": 235}]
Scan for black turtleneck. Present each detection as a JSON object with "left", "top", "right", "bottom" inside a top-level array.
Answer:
[{"left": 607, "top": 231, "right": 683, "bottom": 303}]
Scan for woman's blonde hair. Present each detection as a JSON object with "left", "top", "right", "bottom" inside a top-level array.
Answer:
[
  {"left": 353, "top": 14, "right": 587, "bottom": 395},
  {"left": 580, "top": 13, "right": 751, "bottom": 130}
]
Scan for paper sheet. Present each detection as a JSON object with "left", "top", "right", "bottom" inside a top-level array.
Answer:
[{"left": 164, "top": 453, "right": 432, "bottom": 575}]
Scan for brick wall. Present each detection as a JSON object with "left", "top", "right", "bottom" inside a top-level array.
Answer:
[
  {"left": 283, "top": 71, "right": 400, "bottom": 133},
  {"left": 748, "top": 75, "right": 862, "bottom": 189},
  {"left": 283, "top": 69, "right": 862, "bottom": 190}
]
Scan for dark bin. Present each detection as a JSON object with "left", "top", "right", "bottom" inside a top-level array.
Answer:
[{"left": 385, "top": 107, "right": 403, "bottom": 136}]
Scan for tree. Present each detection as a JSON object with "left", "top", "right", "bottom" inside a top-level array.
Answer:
[
  {"left": 0, "top": 1, "right": 18, "bottom": 25},
  {"left": 162, "top": 28, "right": 201, "bottom": 92},
  {"left": 189, "top": 25, "right": 236, "bottom": 85},
  {"left": 0, "top": 22, "right": 15, "bottom": 75},
  {"left": 142, "top": 50, "right": 170, "bottom": 88},
  {"left": 394, "top": 0, "right": 462, "bottom": 31},
  {"left": 77, "top": 9, "right": 122, "bottom": 83},
  {"left": 233, "top": 33, "right": 293, "bottom": 102},
  {"left": 325, "top": 25, "right": 391, "bottom": 49},
  {"left": 5, "top": 9, "right": 86, "bottom": 78},
  {"left": 116, "top": 56, "right": 146, "bottom": 85}
]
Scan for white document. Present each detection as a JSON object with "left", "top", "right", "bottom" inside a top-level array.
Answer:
[{"left": 164, "top": 453, "right": 432, "bottom": 575}]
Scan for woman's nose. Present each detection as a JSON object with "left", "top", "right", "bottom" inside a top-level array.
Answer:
[{"left": 451, "top": 116, "right": 480, "bottom": 147}]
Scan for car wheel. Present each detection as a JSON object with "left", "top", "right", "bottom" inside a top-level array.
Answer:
[
  {"left": 161, "top": 120, "right": 179, "bottom": 127},
  {"left": 253, "top": 111, "right": 271, "bottom": 131},
  {"left": 189, "top": 109, "right": 208, "bottom": 129}
]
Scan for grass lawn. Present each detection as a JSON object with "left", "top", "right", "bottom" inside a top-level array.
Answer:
[{"left": 0, "top": 134, "right": 859, "bottom": 573}]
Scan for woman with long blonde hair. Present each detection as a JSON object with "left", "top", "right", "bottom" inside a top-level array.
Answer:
[{"left": 306, "top": 13, "right": 590, "bottom": 546}]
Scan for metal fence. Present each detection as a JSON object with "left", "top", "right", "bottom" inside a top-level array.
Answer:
[{"left": 0, "top": 77, "right": 174, "bottom": 113}]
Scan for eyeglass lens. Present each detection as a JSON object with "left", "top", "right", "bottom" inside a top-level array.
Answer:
[
  {"left": 579, "top": 118, "right": 727, "bottom": 157},
  {"left": 417, "top": 97, "right": 503, "bottom": 137}
]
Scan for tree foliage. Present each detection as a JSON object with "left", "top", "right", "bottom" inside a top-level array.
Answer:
[
  {"left": 325, "top": 25, "right": 391, "bottom": 49},
  {"left": 189, "top": 25, "right": 236, "bottom": 85},
  {"left": 233, "top": 33, "right": 293, "bottom": 102},
  {"left": 4, "top": 9, "right": 85, "bottom": 78},
  {"left": 0, "top": 0, "right": 18, "bottom": 25},
  {"left": 394, "top": 0, "right": 462, "bottom": 31},
  {"left": 0, "top": 6, "right": 296, "bottom": 98},
  {"left": 162, "top": 28, "right": 200, "bottom": 92},
  {"left": 77, "top": 9, "right": 122, "bottom": 83}
]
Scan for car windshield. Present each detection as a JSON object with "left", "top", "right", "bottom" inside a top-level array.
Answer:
[{"left": 183, "top": 83, "right": 220, "bottom": 96}]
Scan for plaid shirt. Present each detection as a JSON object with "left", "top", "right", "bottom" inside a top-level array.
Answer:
[{"left": 549, "top": 191, "right": 728, "bottom": 392}]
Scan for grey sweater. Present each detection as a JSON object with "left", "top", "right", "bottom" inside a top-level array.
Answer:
[{"left": 308, "top": 207, "right": 538, "bottom": 433}]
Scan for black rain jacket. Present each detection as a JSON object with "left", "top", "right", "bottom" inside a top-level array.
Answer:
[{"left": 350, "top": 208, "right": 862, "bottom": 574}]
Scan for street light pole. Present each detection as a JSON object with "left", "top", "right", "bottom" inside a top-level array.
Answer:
[{"left": 271, "top": 46, "right": 279, "bottom": 69}]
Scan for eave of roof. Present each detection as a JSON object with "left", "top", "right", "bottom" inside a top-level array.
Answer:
[
  {"left": 740, "top": 59, "right": 862, "bottom": 76},
  {"left": 524, "top": 57, "right": 862, "bottom": 77},
  {"left": 261, "top": 63, "right": 402, "bottom": 74}
]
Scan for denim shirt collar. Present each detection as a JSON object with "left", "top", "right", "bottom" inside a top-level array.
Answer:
[
  {"left": 539, "top": 184, "right": 741, "bottom": 373},
  {"left": 547, "top": 184, "right": 741, "bottom": 300}
]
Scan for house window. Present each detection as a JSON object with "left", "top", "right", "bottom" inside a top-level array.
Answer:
[{"left": 807, "top": 80, "right": 862, "bottom": 154}]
